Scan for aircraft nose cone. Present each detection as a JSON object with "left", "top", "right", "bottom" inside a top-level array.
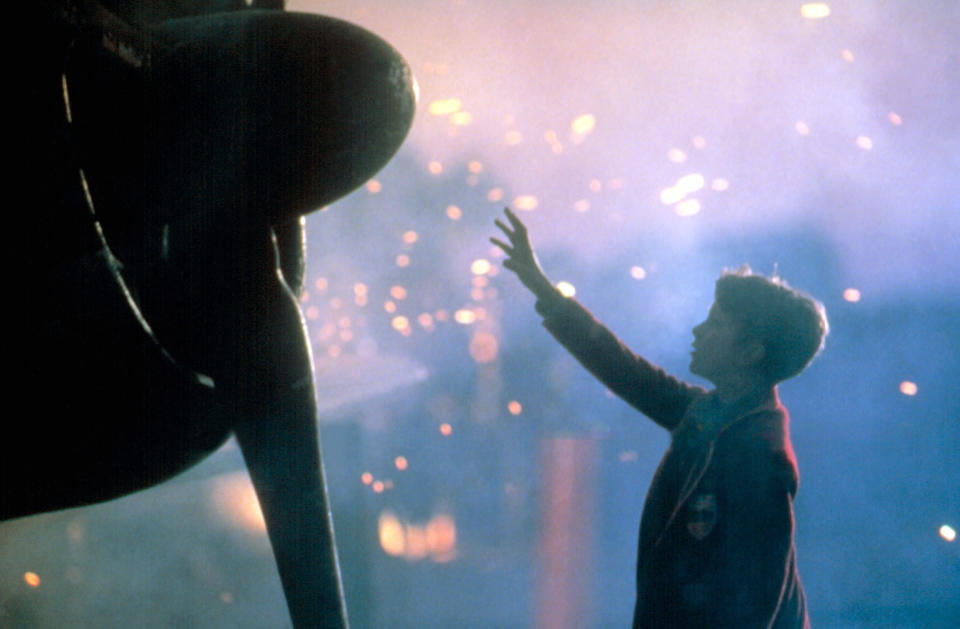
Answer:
[{"left": 148, "top": 10, "right": 417, "bottom": 222}]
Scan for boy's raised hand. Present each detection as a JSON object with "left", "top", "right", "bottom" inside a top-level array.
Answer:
[{"left": 491, "top": 208, "right": 556, "bottom": 299}]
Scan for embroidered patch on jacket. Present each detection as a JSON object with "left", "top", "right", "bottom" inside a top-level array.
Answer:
[{"left": 687, "top": 493, "right": 717, "bottom": 540}]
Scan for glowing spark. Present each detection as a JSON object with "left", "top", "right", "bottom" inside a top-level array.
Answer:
[
  {"left": 660, "top": 187, "right": 686, "bottom": 205},
  {"left": 315, "top": 277, "right": 328, "bottom": 291},
  {"left": 841, "top": 49, "right": 854, "bottom": 62},
  {"left": 692, "top": 136, "right": 707, "bottom": 149},
  {"left": 940, "top": 525, "right": 956, "bottom": 542},
  {"left": 327, "top": 345, "right": 342, "bottom": 358},
  {"left": 573, "top": 199, "right": 591, "bottom": 212},
  {"left": 395, "top": 456, "right": 408, "bottom": 471},
  {"left": 471, "top": 259, "right": 492, "bottom": 275},
  {"left": 450, "top": 111, "right": 473, "bottom": 126},
  {"left": 454, "top": 309, "right": 477, "bottom": 324},
  {"left": 469, "top": 331, "right": 499, "bottom": 363},
  {"left": 435, "top": 309, "right": 449, "bottom": 322},
  {"left": 396, "top": 254, "right": 410, "bottom": 267},
  {"left": 676, "top": 173, "right": 706, "bottom": 194},
  {"left": 439, "top": 422, "right": 453, "bottom": 436},
  {"left": 372, "top": 480, "right": 385, "bottom": 493},
  {"left": 468, "top": 161, "right": 484, "bottom": 173},
  {"left": 556, "top": 281, "right": 576, "bottom": 297},
  {"left": 446, "top": 205, "right": 462, "bottom": 220},
  {"left": 630, "top": 266, "right": 647, "bottom": 279},
  {"left": 667, "top": 148, "right": 687, "bottom": 163},
  {"left": 856, "top": 136, "right": 874, "bottom": 150},
  {"left": 390, "top": 285, "right": 407, "bottom": 300},
  {"left": 487, "top": 188, "right": 504, "bottom": 202},
  {"left": 843, "top": 288, "right": 861, "bottom": 302},
  {"left": 888, "top": 112, "right": 902, "bottom": 126},
  {"left": 391, "top": 316, "right": 410, "bottom": 332},
  {"left": 384, "top": 300, "right": 397, "bottom": 314},
  {"left": 513, "top": 195, "right": 539, "bottom": 211},
  {"left": 507, "top": 400, "right": 522, "bottom": 415},
  {"left": 795, "top": 121, "right": 810, "bottom": 135},
  {"left": 675, "top": 199, "right": 702, "bottom": 216},
  {"left": 428, "top": 161, "right": 443, "bottom": 174},
  {"left": 589, "top": 178, "right": 602, "bottom": 193},
  {"left": 801, "top": 3, "right": 831, "bottom": 19},
  {"left": 712, "top": 178, "right": 730, "bottom": 191},
  {"left": 428, "top": 98, "right": 462, "bottom": 116},
  {"left": 505, "top": 130, "right": 523, "bottom": 145},
  {"left": 361, "top": 472, "right": 373, "bottom": 485},
  {"left": 403, "top": 230, "right": 418, "bottom": 244},
  {"left": 366, "top": 179, "right": 382, "bottom": 194},
  {"left": 305, "top": 306, "right": 319, "bottom": 321},
  {"left": 899, "top": 381, "right": 918, "bottom": 396},
  {"left": 379, "top": 511, "right": 406, "bottom": 556},
  {"left": 24, "top": 572, "right": 41, "bottom": 588},
  {"left": 354, "top": 283, "right": 368, "bottom": 296},
  {"left": 426, "top": 514, "right": 457, "bottom": 558},
  {"left": 571, "top": 114, "right": 596, "bottom": 135},
  {"left": 418, "top": 313, "right": 434, "bottom": 328}
]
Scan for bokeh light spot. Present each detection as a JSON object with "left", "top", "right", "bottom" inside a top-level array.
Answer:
[
  {"left": 899, "top": 381, "right": 918, "bottom": 396},
  {"left": 24, "top": 572, "right": 41, "bottom": 588},
  {"left": 843, "top": 288, "right": 861, "bottom": 302},
  {"left": 940, "top": 525, "right": 956, "bottom": 542},
  {"left": 801, "top": 3, "right": 831, "bottom": 19},
  {"left": 556, "top": 281, "right": 576, "bottom": 297}
]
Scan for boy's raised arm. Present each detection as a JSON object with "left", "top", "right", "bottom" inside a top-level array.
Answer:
[{"left": 490, "top": 207, "right": 558, "bottom": 301}]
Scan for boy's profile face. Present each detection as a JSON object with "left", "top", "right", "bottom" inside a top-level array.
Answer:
[{"left": 689, "top": 302, "right": 749, "bottom": 385}]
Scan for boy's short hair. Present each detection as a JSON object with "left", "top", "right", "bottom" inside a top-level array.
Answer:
[{"left": 714, "top": 266, "right": 828, "bottom": 383}]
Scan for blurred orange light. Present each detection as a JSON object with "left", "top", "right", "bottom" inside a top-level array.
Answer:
[
  {"left": 711, "top": 178, "right": 730, "bottom": 191},
  {"left": 856, "top": 136, "right": 874, "bottom": 150},
  {"left": 361, "top": 472, "right": 373, "bottom": 485},
  {"left": 487, "top": 188, "right": 504, "bottom": 202},
  {"left": 396, "top": 254, "right": 410, "bottom": 267},
  {"left": 450, "top": 111, "right": 473, "bottom": 126},
  {"left": 940, "top": 525, "right": 956, "bottom": 542},
  {"left": 379, "top": 511, "right": 406, "bottom": 556},
  {"left": 841, "top": 49, "right": 854, "bottom": 62},
  {"left": 440, "top": 423, "right": 453, "bottom": 436},
  {"left": 428, "top": 98, "right": 462, "bottom": 116},
  {"left": 353, "top": 283, "right": 368, "bottom": 296},
  {"left": 395, "top": 456, "right": 408, "bottom": 471},
  {"left": 513, "top": 195, "right": 539, "bottom": 211},
  {"left": 454, "top": 309, "right": 477, "bottom": 324},
  {"left": 588, "top": 178, "right": 602, "bottom": 193},
  {"left": 571, "top": 114, "right": 596, "bottom": 136},
  {"left": 315, "top": 277, "right": 328, "bottom": 292},
  {"left": 574, "top": 199, "right": 590, "bottom": 212},
  {"left": 692, "top": 136, "right": 707, "bottom": 149},
  {"left": 426, "top": 514, "right": 457, "bottom": 557},
  {"left": 366, "top": 179, "right": 382, "bottom": 194},
  {"left": 505, "top": 130, "right": 523, "bottom": 145},
  {"left": 471, "top": 259, "right": 492, "bottom": 275},
  {"left": 899, "top": 381, "right": 918, "bottom": 396},
  {"left": 795, "top": 121, "right": 810, "bottom": 135},
  {"left": 507, "top": 400, "right": 522, "bottom": 415},
  {"left": 675, "top": 199, "right": 702, "bottom": 216},
  {"left": 556, "top": 281, "right": 576, "bottom": 298},
  {"left": 402, "top": 230, "right": 418, "bottom": 244},
  {"left": 428, "top": 161, "right": 443, "bottom": 174},
  {"left": 391, "top": 316, "right": 410, "bottom": 332},
  {"left": 888, "top": 112, "right": 902, "bottom": 126},
  {"left": 843, "top": 288, "right": 861, "bottom": 302},
  {"left": 468, "top": 160, "right": 484, "bottom": 173},
  {"left": 469, "top": 331, "right": 500, "bottom": 363},
  {"left": 372, "top": 480, "right": 385, "bottom": 493},
  {"left": 800, "top": 3, "right": 831, "bottom": 19},
  {"left": 24, "top": 572, "right": 41, "bottom": 588},
  {"left": 390, "top": 285, "right": 407, "bottom": 300},
  {"left": 630, "top": 266, "right": 647, "bottom": 280},
  {"left": 667, "top": 148, "right": 687, "bottom": 163},
  {"left": 446, "top": 205, "right": 463, "bottom": 220}
]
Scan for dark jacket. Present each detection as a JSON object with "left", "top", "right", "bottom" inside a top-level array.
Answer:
[{"left": 537, "top": 295, "right": 809, "bottom": 629}]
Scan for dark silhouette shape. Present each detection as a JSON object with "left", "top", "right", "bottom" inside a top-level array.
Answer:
[
  {"left": 493, "top": 208, "right": 826, "bottom": 628},
  {"left": 3, "top": 2, "right": 415, "bottom": 627}
]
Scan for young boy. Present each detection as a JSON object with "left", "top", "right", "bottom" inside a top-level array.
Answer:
[{"left": 492, "top": 208, "right": 826, "bottom": 628}]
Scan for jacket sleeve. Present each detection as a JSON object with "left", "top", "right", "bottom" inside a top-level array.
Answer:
[
  {"left": 536, "top": 293, "right": 703, "bottom": 431},
  {"left": 717, "top": 444, "right": 803, "bottom": 628}
]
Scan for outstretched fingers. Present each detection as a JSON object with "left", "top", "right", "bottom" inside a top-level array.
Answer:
[{"left": 490, "top": 236, "right": 514, "bottom": 256}]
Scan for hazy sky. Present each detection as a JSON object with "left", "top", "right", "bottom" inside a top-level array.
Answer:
[{"left": 291, "top": 0, "right": 959, "bottom": 298}]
